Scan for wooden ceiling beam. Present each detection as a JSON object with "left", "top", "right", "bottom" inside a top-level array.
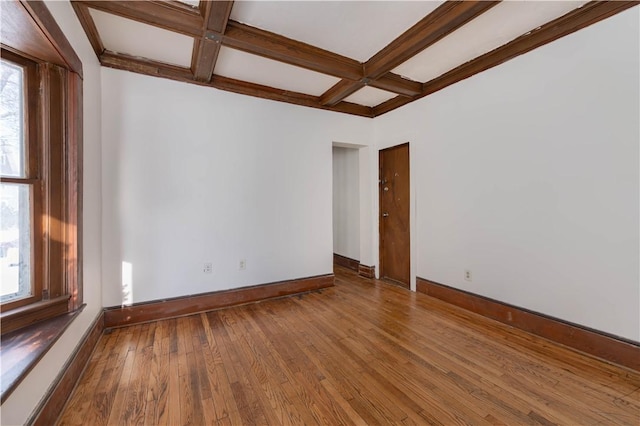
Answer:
[
  {"left": 191, "top": 38, "right": 221, "bottom": 82},
  {"left": 320, "top": 1, "right": 499, "bottom": 108},
  {"left": 202, "top": 0, "right": 233, "bottom": 32},
  {"left": 72, "top": 1, "right": 203, "bottom": 37},
  {"left": 365, "top": 1, "right": 500, "bottom": 80},
  {"left": 74, "top": 0, "right": 638, "bottom": 117},
  {"left": 70, "top": 2, "right": 104, "bottom": 58},
  {"left": 71, "top": 1, "right": 432, "bottom": 99},
  {"left": 373, "top": 0, "right": 640, "bottom": 117},
  {"left": 99, "top": 50, "right": 373, "bottom": 118},
  {"left": 73, "top": 1, "right": 367, "bottom": 82},
  {"left": 211, "top": 75, "right": 374, "bottom": 117},
  {"left": 191, "top": 1, "right": 233, "bottom": 82},
  {"left": 100, "top": 50, "right": 194, "bottom": 81},
  {"left": 369, "top": 73, "right": 422, "bottom": 97},
  {"left": 212, "top": 22, "right": 424, "bottom": 99},
  {"left": 322, "top": 72, "right": 422, "bottom": 106},
  {"left": 222, "top": 21, "right": 363, "bottom": 81},
  {"left": 320, "top": 79, "right": 366, "bottom": 107}
]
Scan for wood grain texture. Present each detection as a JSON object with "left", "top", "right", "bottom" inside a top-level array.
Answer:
[
  {"left": 365, "top": 1, "right": 500, "bottom": 79},
  {"left": 28, "top": 311, "right": 104, "bottom": 426},
  {"left": 379, "top": 143, "right": 410, "bottom": 287},
  {"left": 222, "top": 23, "right": 422, "bottom": 99},
  {"left": 333, "top": 253, "right": 359, "bottom": 272},
  {"left": 201, "top": 0, "right": 233, "bottom": 33},
  {"left": 104, "top": 274, "right": 335, "bottom": 329},
  {"left": 209, "top": 74, "right": 374, "bottom": 117},
  {"left": 14, "top": 1, "right": 83, "bottom": 76},
  {"left": 374, "top": 1, "right": 640, "bottom": 116},
  {"left": 320, "top": 79, "right": 365, "bottom": 107},
  {"left": 70, "top": 2, "right": 423, "bottom": 99},
  {"left": 0, "top": 296, "right": 70, "bottom": 336},
  {"left": 320, "top": 0, "right": 499, "bottom": 107},
  {"left": 21, "top": 1, "right": 81, "bottom": 75},
  {"left": 71, "top": 0, "right": 637, "bottom": 115},
  {"left": 1, "top": 1, "right": 66, "bottom": 68},
  {"left": 2, "top": 0, "right": 84, "bottom": 329},
  {"left": 72, "top": 0, "right": 203, "bottom": 37},
  {"left": 74, "top": 0, "right": 367, "bottom": 83},
  {"left": 358, "top": 264, "right": 375, "bottom": 279},
  {"left": 100, "top": 50, "right": 193, "bottom": 81},
  {"left": 58, "top": 266, "right": 640, "bottom": 426},
  {"left": 0, "top": 50, "right": 44, "bottom": 313},
  {"left": 98, "top": 50, "right": 374, "bottom": 118},
  {"left": 42, "top": 64, "right": 66, "bottom": 302},
  {"left": 369, "top": 72, "right": 422, "bottom": 97},
  {"left": 222, "top": 20, "right": 363, "bottom": 81},
  {"left": 70, "top": 2, "right": 104, "bottom": 58},
  {"left": 0, "top": 307, "right": 82, "bottom": 403},
  {"left": 417, "top": 277, "right": 640, "bottom": 372},
  {"left": 191, "top": 38, "right": 221, "bottom": 83},
  {"left": 191, "top": 1, "right": 233, "bottom": 82},
  {"left": 65, "top": 71, "right": 83, "bottom": 312}
]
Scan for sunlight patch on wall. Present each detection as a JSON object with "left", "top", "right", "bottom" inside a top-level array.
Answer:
[{"left": 121, "top": 261, "right": 133, "bottom": 306}]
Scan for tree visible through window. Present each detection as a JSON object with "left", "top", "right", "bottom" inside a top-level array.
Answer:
[{"left": 0, "top": 59, "right": 32, "bottom": 303}]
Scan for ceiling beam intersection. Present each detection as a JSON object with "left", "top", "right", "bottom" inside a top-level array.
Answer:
[
  {"left": 320, "top": 0, "right": 500, "bottom": 107},
  {"left": 191, "top": 1, "right": 234, "bottom": 82},
  {"left": 71, "top": 1, "right": 422, "bottom": 97},
  {"left": 98, "top": 49, "right": 374, "bottom": 118},
  {"left": 70, "top": 0, "right": 639, "bottom": 117},
  {"left": 373, "top": 0, "right": 640, "bottom": 117}
]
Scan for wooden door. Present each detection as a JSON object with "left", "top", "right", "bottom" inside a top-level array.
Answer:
[{"left": 379, "top": 143, "right": 410, "bottom": 288}]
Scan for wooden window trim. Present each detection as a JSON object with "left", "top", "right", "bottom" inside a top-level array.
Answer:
[
  {"left": 0, "top": 0, "right": 83, "bottom": 330},
  {"left": 0, "top": 49, "right": 43, "bottom": 312},
  {"left": 0, "top": 0, "right": 84, "bottom": 402},
  {"left": 1, "top": 304, "right": 83, "bottom": 403},
  {"left": 0, "top": 47, "right": 82, "bottom": 334}
]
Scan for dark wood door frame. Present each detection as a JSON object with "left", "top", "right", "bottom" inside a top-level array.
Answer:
[{"left": 379, "top": 143, "right": 411, "bottom": 289}]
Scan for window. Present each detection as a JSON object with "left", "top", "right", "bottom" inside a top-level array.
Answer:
[
  {"left": 0, "top": 1, "right": 84, "bottom": 402},
  {"left": 0, "top": 1, "right": 83, "bottom": 336},
  {"left": 1, "top": 55, "right": 39, "bottom": 309}
]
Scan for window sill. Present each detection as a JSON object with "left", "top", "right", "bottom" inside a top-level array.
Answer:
[
  {"left": 0, "top": 304, "right": 84, "bottom": 403},
  {"left": 0, "top": 296, "right": 71, "bottom": 335}
]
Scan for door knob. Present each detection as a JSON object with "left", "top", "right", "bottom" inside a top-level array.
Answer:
[{"left": 382, "top": 213, "right": 389, "bottom": 217}]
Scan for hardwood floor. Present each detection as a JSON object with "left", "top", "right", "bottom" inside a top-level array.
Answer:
[{"left": 58, "top": 266, "right": 640, "bottom": 425}]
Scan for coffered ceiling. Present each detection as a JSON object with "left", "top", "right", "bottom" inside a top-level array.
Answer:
[{"left": 71, "top": 0, "right": 638, "bottom": 118}]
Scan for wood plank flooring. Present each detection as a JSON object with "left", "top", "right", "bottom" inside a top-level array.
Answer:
[{"left": 58, "top": 266, "right": 640, "bottom": 425}]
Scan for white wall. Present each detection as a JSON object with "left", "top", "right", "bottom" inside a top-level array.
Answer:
[
  {"left": 374, "top": 8, "right": 640, "bottom": 341},
  {"left": 332, "top": 146, "right": 360, "bottom": 260},
  {"left": 1, "top": 1, "right": 103, "bottom": 424},
  {"left": 101, "top": 69, "right": 371, "bottom": 306},
  {"left": 3, "top": 5, "right": 638, "bottom": 423}
]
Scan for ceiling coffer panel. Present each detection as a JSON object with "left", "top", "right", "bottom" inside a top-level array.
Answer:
[
  {"left": 215, "top": 46, "right": 341, "bottom": 97},
  {"left": 344, "top": 87, "right": 398, "bottom": 108},
  {"left": 70, "top": 0, "right": 639, "bottom": 118},
  {"left": 89, "top": 8, "right": 194, "bottom": 67}
]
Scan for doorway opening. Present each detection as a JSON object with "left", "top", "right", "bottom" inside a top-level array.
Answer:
[{"left": 332, "top": 146, "right": 360, "bottom": 271}]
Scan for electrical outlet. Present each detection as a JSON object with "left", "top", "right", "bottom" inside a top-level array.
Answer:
[
  {"left": 239, "top": 259, "right": 246, "bottom": 270},
  {"left": 203, "top": 262, "right": 213, "bottom": 273},
  {"left": 464, "top": 269, "right": 472, "bottom": 282}
]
